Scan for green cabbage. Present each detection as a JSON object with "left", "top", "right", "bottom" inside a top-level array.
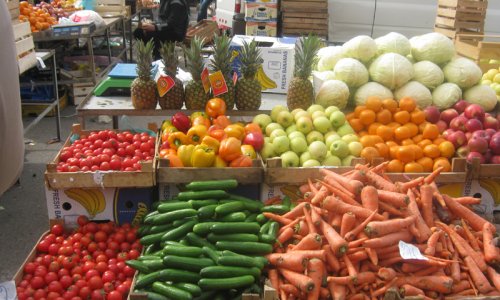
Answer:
[
  {"left": 432, "top": 83, "right": 462, "bottom": 109},
  {"left": 333, "top": 58, "right": 369, "bottom": 88},
  {"left": 410, "top": 32, "right": 455, "bottom": 65},
  {"left": 443, "top": 57, "right": 482, "bottom": 89},
  {"left": 394, "top": 81, "right": 432, "bottom": 108},
  {"left": 315, "top": 80, "right": 350, "bottom": 109},
  {"left": 316, "top": 46, "right": 345, "bottom": 71},
  {"left": 354, "top": 82, "right": 393, "bottom": 106},
  {"left": 342, "top": 35, "right": 377, "bottom": 64},
  {"left": 464, "top": 84, "right": 498, "bottom": 112},
  {"left": 375, "top": 32, "right": 411, "bottom": 56},
  {"left": 368, "top": 53, "right": 414, "bottom": 90},
  {"left": 413, "top": 61, "right": 444, "bottom": 89}
]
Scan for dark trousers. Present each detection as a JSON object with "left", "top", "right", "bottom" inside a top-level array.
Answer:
[
  {"left": 133, "top": 28, "right": 162, "bottom": 60},
  {"left": 197, "top": 0, "right": 214, "bottom": 22}
]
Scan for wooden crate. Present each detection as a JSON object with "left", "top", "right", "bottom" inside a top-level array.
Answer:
[
  {"left": 94, "top": 0, "right": 128, "bottom": 17},
  {"left": 6, "top": 0, "right": 20, "bottom": 20},
  {"left": 452, "top": 157, "right": 500, "bottom": 179},
  {"left": 45, "top": 124, "right": 157, "bottom": 189},
  {"left": 281, "top": 0, "right": 328, "bottom": 38},
  {"left": 455, "top": 34, "right": 500, "bottom": 72},
  {"left": 69, "top": 82, "right": 94, "bottom": 106},
  {"left": 281, "top": 0, "right": 327, "bottom": 13},
  {"left": 184, "top": 20, "right": 219, "bottom": 46},
  {"left": 13, "top": 21, "right": 37, "bottom": 74},
  {"left": 434, "top": 0, "right": 487, "bottom": 39}
]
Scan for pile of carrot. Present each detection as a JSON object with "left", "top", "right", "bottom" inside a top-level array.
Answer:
[{"left": 262, "top": 162, "right": 500, "bottom": 300}]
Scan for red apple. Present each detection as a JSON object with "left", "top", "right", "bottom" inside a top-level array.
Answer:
[
  {"left": 485, "top": 128, "right": 497, "bottom": 138},
  {"left": 464, "top": 104, "right": 485, "bottom": 121},
  {"left": 465, "top": 132, "right": 472, "bottom": 140},
  {"left": 456, "top": 146, "right": 470, "bottom": 158},
  {"left": 449, "top": 131, "right": 467, "bottom": 148},
  {"left": 468, "top": 136, "right": 488, "bottom": 154},
  {"left": 450, "top": 115, "right": 468, "bottom": 132},
  {"left": 440, "top": 108, "right": 459, "bottom": 124},
  {"left": 490, "top": 134, "right": 500, "bottom": 155},
  {"left": 484, "top": 149, "right": 492, "bottom": 163},
  {"left": 436, "top": 120, "right": 448, "bottom": 133},
  {"left": 465, "top": 118, "right": 483, "bottom": 132},
  {"left": 453, "top": 100, "right": 470, "bottom": 113},
  {"left": 471, "top": 130, "right": 492, "bottom": 142},
  {"left": 483, "top": 116, "right": 499, "bottom": 130},
  {"left": 491, "top": 155, "right": 500, "bottom": 164},
  {"left": 467, "top": 151, "right": 485, "bottom": 164},
  {"left": 442, "top": 128, "right": 455, "bottom": 140},
  {"left": 424, "top": 106, "right": 441, "bottom": 123}
]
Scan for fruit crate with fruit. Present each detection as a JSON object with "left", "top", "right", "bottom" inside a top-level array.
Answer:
[
  {"left": 93, "top": 0, "right": 128, "bottom": 18},
  {"left": 11, "top": 19, "right": 37, "bottom": 74},
  {"left": 455, "top": 34, "right": 500, "bottom": 72},
  {"left": 6, "top": 0, "right": 20, "bottom": 20},
  {"left": 45, "top": 124, "right": 157, "bottom": 189},
  {"left": 434, "top": 0, "right": 487, "bottom": 40},
  {"left": 184, "top": 20, "right": 219, "bottom": 46},
  {"left": 281, "top": 0, "right": 328, "bottom": 38}
]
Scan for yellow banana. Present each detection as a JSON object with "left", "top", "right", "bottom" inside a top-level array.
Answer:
[
  {"left": 86, "top": 188, "right": 106, "bottom": 216},
  {"left": 64, "top": 188, "right": 96, "bottom": 217},
  {"left": 479, "top": 179, "right": 500, "bottom": 205},
  {"left": 256, "top": 65, "right": 277, "bottom": 90}
]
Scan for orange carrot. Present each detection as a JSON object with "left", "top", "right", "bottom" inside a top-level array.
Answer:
[
  {"left": 413, "top": 266, "right": 440, "bottom": 276},
  {"left": 378, "top": 201, "right": 405, "bottom": 217},
  {"left": 310, "top": 187, "right": 330, "bottom": 205},
  {"left": 308, "top": 178, "right": 319, "bottom": 194},
  {"left": 340, "top": 212, "right": 357, "bottom": 238},
  {"left": 363, "top": 230, "right": 413, "bottom": 248},
  {"left": 319, "top": 168, "right": 364, "bottom": 195},
  {"left": 344, "top": 210, "right": 378, "bottom": 242},
  {"left": 464, "top": 256, "right": 493, "bottom": 294},
  {"left": 424, "top": 230, "right": 442, "bottom": 256},
  {"left": 300, "top": 181, "right": 312, "bottom": 195},
  {"left": 396, "top": 177, "right": 424, "bottom": 193},
  {"left": 419, "top": 184, "right": 434, "bottom": 228},
  {"left": 442, "top": 194, "right": 490, "bottom": 232},
  {"left": 372, "top": 278, "right": 398, "bottom": 298},
  {"left": 318, "top": 180, "right": 360, "bottom": 207},
  {"left": 328, "top": 280, "right": 346, "bottom": 300},
  {"left": 283, "top": 202, "right": 306, "bottom": 219},
  {"left": 486, "top": 266, "right": 500, "bottom": 292},
  {"left": 319, "top": 288, "right": 330, "bottom": 300},
  {"left": 364, "top": 215, "right": 416, "bottom": 237},
  {"left": 323, "top": 245, "right": 340, "bottom": 273},
  {"left": 377, "top": 189, "right": 409, "bottom": 207},
  {"left": 451, "top": 280, "right": 471, "bottom": 294},
  {"left": 346, "top": 170, "right": 367, "bottom": 183},
  {"left": 279, "top": 218, "right": 301, "bottom": 235},
  {"left": 303, "top": 206, "right": 318, "bottom": 234},
  {"left": 377, "top": 267, "right": 397, "bottom": 281},
  {"left": 343, "top": 254, "right": 358, "bottom": 277},
  {"left": 263, "top": 212, "right": 292, "bottom": 226},
  {"left": 454, "top": 196, "right": 482, "bottom": 205},
  {"left": 310, "top": 205, "right": 323, "bottom": 228},
  {"left": 395, "top": 276, "right": 453, "bottom": 294},
  {"left": 370, "top": 161, "right": 389, "bottom": 173},
  {"left": 400, "top": 284, "right": 425, "bottom": 297},
  {"left": 360, "top": 186, "right": 379, "bottom": 212},
  {"left": 424, "top": 166, "right": 443, "bottom": 184},
  {"left": 323, "top": 195, "right": 384, "bottom": 221},
  {"left": 450, "top": 251, "right": 460, "bottom": 284},
  {"left": 295, "top": 219, "right": 309, "bottom": 237},
  {"left": 321, "top": 219, "right": 348, "bottom": 257},
  {"left": 280, "top": 284, "right": 300, "bottom": 297},
  {"left": 348, "top": 250, "right": 369, "bottom": 263},
  {"left": 348, "top": 237, "right": 368, "bottom": 249},
  {"left": 277, "top": 227, "right": 295, "bottom": 245},
  {"left": 264, "top": 195, "right": 282, "bottom": 206},
  {"left": 327, "top": 272, "right": 376, "bottom": 286},
  {"left": 279, "top": 290, "right": 287, "bottom": 300},
  {"left": 362, "top": 169, "right": 398, "bottom": 192},
  {"left": 365, "top": 247, "right": 378, "bottom": 266},
  {"left": 268, "top": 269, "right": 279, "bottom": 291},
  {"left": 266, "top": 253, "right": 307, "bottom": 273},
  {"left": 483, "top": 222, "right": 500, "bottom": 264},
  {"left": 400, "top": 263, "right": 426, "bottom": 273},
  {"left": 307, "top": 258, "right": 324, "bottom": 300},
  {"left": 461, "top": 219, "right": 480, "bottom": 252},
  {"left": 407, "top": 189, "right": 432, "bottom": 243},
  {"left": 279, "top": 268, "right": 315, "bottom": 293},
  {"left": 321, "top": 175, "right": 355, "bottom": 198},
  {"left": 293, "top": 233, "right": 322, "bottom": 251},
  {"left": 290, "top": 250, "right": 326, "bottom": 261}
]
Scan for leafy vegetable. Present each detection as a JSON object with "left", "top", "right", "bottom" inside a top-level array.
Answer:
[
  {"left": 432, "top": 83, "right": 462, "bottom": 109},
  {"left": 368, "top": 53, "right": 414, "bottom": 90},
  {"left": 375, "top": 32, "right": 411, "bottom": 56},
  {"left": 443, "top": 57, "right": 482, "bottom": 89},
  {"left": 413, "top": 61, "right": 444, "bottom": 89},
  {"left": 315, "top": 80, "right": 350, "bottom": 109},
  {"left": 410, "top": 32, "right": 455, "bottom": 65},
  {"left": 333, "top": 58, "right": 369, "bottom": 88},
  {"left": 354, "top": 82, "right": 394, "bottom": 106},
  {"left": 342, "top": 35, "right": 377, "bottom": 64},
  {"left": 394, "top": 81, "right": 432, "bottom": 109}
]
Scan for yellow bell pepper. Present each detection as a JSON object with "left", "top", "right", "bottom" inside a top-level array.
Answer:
[
  {"left": 187, "top": 125, "right": 207, "bottom": 145},
  {"left": 200, "top": 135, "right": 220, "bottom": 154},
  {"left": 191, "top": 144, "right": 216, "bottom": 167},
  {"left": 241, "top": 144, "right": 256, "bottom": 159},
  {"left": 190, "top": 111, "right": 207, "bottom": 121},
  {"left": 167, "top": 132, "right": 188, "bottom": 151},
  {"left": 213, "top": 155, "right": 227, "bottom": 168},
  {"left": 161, "top": 120, "right": 173, "bottom": 132},
  {"left": 224, "top": 124, "right": 246, "bottom": 141},
  {"left": 177, "top": 144, "right": 195, "bottom": 167}
]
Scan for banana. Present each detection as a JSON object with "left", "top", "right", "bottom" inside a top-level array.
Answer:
[
  {"left": 256, "top": 65, "right": 277, "bottom": 90},
  {"left": 479, "top": 179, "right": 500, "bottom": 205},
  {"left": 64, "top": 188, "right": 96, "bottom": 217},
  {"left": 86, "top": 188, "right": 106, "bottom": 216}
]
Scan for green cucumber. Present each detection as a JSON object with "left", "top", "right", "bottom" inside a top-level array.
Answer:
[
  {"left": 215, "top": 201, "right": 245, "bottom": 216},
  {"left": 259, "top": 220, "right": 271, "bottom": 234},
  {"left": 228, "top": 194, "right": 263, "bottom": 211},
  {"left": 217, "top": 212, "right": 247, "bottom": 222},
  {"left": 149, "top": 224, "right": 174, "bottom": 235},
  {"left": 220, "top": 251, "right": 264, "bottom": 269},
  {"left": 137, "top": 225, "right": 152, "bottom": 237},
  {"left": 198, "top": 275, "right": 255, "bottom": 291},
  {"left": 163, "top": 241, "right": 185, "bottom": 247},
  {"left": 144, "top": 211, "right": 160, "bottom": 224},
  {"left": 173, "top": 217, "right": 197, "bottom": 227},
  {"left": 151, "top": 209, "right": 198, "bottom": 225},
  {"left": 185, "top": 179, "right": 238, "bottom": 191},
  {"left": 202, "top": 246, "right": 221, "bottom": 263},
  {"left": 268, "top": 221, "right": 279, "bottom": 237},
  {"left": 193, "top": 222, "right": 221, "bottom": 236},
  {"left": 260, "top": 204, "right": 289, "bottom": 214},
  {"left": 210, "top": 222, "right": 260, "bottom": 234},
  {"left": 174, "top": 283, "right": 202, "bottom": 297},
  {"left": 141, "top": 259, "right": 164, "bottom": 271},
  {"left": 193, "top": 291, "right": 217, "bottom": 300},
  {"left": 185, "top": 232, "right": 215, "bottom": 249},
  {"left": 282, "top": 196, "right": 291, "bottom": 208},
  {"left": 144, "top": 244, "right": 159, "bottom": 255},
  {"left": 152, "top": 282, "right": 192, "bottom": 300},
  {"left": 258, "top": 233, "right": 276, "bottom": 244},
  {"left": 197, "top": 204, "right": 218, "bottom": 220},
  {"left": 140, "top": 232, "right": 165, "bottom": 246},
  {"left": 135, "top": 269, "right": 201, "bottom": 289},
  {"left": 163, "top": 255, "right": 214, "bottom": 272},
  {"left": 138, "top": 255, "right": 163, "bottom": 261},
  {"left": 215, "top": 241, "right": 273, "bottom": 255},
  {"left": 200, "top": 266, "right": 261, "bottom": 279},
  {"left": 255, "top": 213, "right": 267, "bottom": 224},
  {"left": 125, "top": 260, "right": 151, "bottom": 274},
  {"left": 135, "top": 291, "right": 168, "bottom": 300},
  {"left": 151, "top": 201, "right": 161, "bottom": 211},
  {"left": 245, "top": 213, "right": 258, "bottom": 222},
  {"left": 177, "top": 190, "right": 229, "bottom": 201},
  {"left": 157, "top": 201, "right": 192, "bottom": 213},
  {"left": 188, "top": 199, "right": 219, "bottom": 209},
  {"left": 161, "top": 219, "right": 197, "bottom": 242},
  {"left": 217, "top": 255, "right": 262, "bottom": 269},
  {"left": 163, "top": 245, "right": 203, "bottom": 257},
  {"left": 207, "top": 233, "right": 258, "bottom": 243}
]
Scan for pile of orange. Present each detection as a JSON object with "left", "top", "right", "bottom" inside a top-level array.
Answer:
[
  {"left": 19, "top": 1, "right": 57, "bottom": 33},
  {"left": 347, "top": 97, "right": 454, "bottom": 173}
]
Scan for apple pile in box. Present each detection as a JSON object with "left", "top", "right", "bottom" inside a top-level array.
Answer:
[{"left": 252, "top": 104, "right": 361, "bottom": 168}]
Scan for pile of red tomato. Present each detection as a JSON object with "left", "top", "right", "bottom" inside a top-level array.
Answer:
[{"left": 16, "top": 217, "right": 141, "bottom": 300}]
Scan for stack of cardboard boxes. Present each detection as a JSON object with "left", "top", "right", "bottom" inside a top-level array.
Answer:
[{"left": 245, "top": 0, "right": 278, "bottom": 37}]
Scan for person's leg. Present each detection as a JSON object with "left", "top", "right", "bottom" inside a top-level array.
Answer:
[{"left": 197, "top": 0, "right": 214, "bottom": 22}]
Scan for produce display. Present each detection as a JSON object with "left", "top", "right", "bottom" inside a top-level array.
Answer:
[
  {"left": 252, "top": 104, "right": 361, "bottom": 167},
  {"left": 55, "top": 129, "right": 155, "bottom": 172},
  {"left": 348, "top": 97, "right": 454, "bottom": 172},
  {"left": 158, "top": 99, "right": 263, "bottom": 168},
  {"left": 481, "top": 66, "right": 500, "bottom": 101},
  {"left": 131, "top": 40, "right": 159, "bottom": 110},
  {"left": 262, "top": 165, "right": 500, "bottom": 299},
  {"left": 127, "top": 179, "right": 274, "bottom": 299},
  {"left": 19, "top": 1, "right": 61, "bottom": 32},
  {"left": 16, "top": 218, "right": 141, "bottom": 300}
]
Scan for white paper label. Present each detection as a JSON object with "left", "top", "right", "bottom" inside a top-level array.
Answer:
[
  {"left": 36, "top": 57, "right": 46, "bottom": 69},
  {"left": 93, "top": 171, "right": 105, "bottom": 186},
  {"left": 399, "top": 240, "right": 428, "bottom": 260},
  {"left": 0, "top": 281, "right": 17, "bottom": 300}
]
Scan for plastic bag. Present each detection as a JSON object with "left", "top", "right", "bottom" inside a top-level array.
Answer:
[{"left": 69, "top": 10, "right": 105, "bottom": 29}]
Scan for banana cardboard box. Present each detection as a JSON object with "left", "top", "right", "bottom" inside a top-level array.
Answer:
[
  {"left": 261, "top": 184, "right": 303, "bottom": 204},
  {"left": 45, "top": 185, "right": 155, "bottom": 227},
  {"left": 230, "top": 35, "right": 296, "bottom": 94},
  {"left": 246, "top": 21, "right": 277, "bottom": 37},
  {"left": 158, "top": 184, "right": 261, "bottom": 202},
  {"left": 244, "top": 2, "right": 278, "bottom": 22}
]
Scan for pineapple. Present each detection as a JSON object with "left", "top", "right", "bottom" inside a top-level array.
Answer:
[
  {"left": 184, "top": 37, "right": 209, "bottom": 110},
  {"left": 287, "top": 35, "right": 322, "bottom": 110},
  {"left": 159, "top": 41, "right": 185, "bottom": 109},
  {"left": 209, "top": 34, "right": 235, "bottom": 110},
  {"left": 235, "top": 39, "right": 263, "bottom": 111},
  {"left": 131, "top": 39, "right": 158, "bottom": 110}
]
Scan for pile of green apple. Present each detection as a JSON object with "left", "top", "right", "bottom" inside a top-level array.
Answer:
[
  {"left": 481, "top": 67, "right": 500, "bottom": 101},
  {"left": 252, "top": 104, "right": 363, "bottom": 168}
]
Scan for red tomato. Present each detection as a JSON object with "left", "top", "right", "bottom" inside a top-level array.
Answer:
[
  {"left": 44, "top": 272, "right": 58, "bottom": 284},
  {"left": 128, "top": 249, "right": 139, "bottom": 260},
  {"left": 34, "top": 266, "right": 47, "bottom": 278},
  {"left": 115, "top": 283, "right": 129, "bottom": 296},
  {"left": 37, "top": 240, "right": 51, "bottom": 253},
  {"left": 24, "top": 262, "right": 37, "bottom": 274},
  {"left": 88, "top": 276, "right": 103, "bottom": 291},
  {"left": 74, "top": 280, "right": 87, "bottom": 289},
  {"left": 78, "top": 287, "right": 91, "bottom": 299},
  {"left": 57, "top": 268, "right": 69, "bottom": 278},
  {"left": 103, "top": 282, "right": 114, "bottom": 294},
  {"left": 95, "top": 262, "right": 107, "bottom": 274},
  {"left": 119, "top": 243, "right": 130, "bottom": 252},
  {"left": 72, "top": 274, "right": 83, "bottom": 283},
  {"left": 48, "top": 281, "right": 63, "bottom": 294},
  {"left": 84, "top": 269, "right": 99, "bottom": 281},
  {"left": 116, "top": 252, "right": 128, "bottom": 262},
  {"left": 47, "top": 292, "right": 60, "bottom": 300},
  {"left": 101, "top": 271, "right": 115, "bottom": 283},
  {"left": 94, "top": 232, "right": 107, "bottom": 243},
  {"left": 33, "top": 289, "right": 47, "bottom": 300},
  {"left": 122, "top": 266, "right": 135, "bottom": 277},
  {"left": 106, "top": 291, "right": 122, "bottom": 300},
  {"left": 113, "top": 233, "right": 125, "bottom": 244},
  {"left": 59, "top": 275, "right": 72, "bottom": 289},
  {"left": 77, "top": 216, "right": 89, "bottom": 227},
  {"left": 30, "top": 276, "right": 45, "bottom": 289}
]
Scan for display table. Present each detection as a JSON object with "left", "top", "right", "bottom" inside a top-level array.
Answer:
[{"left": 76, "top": 93, "right": 287, "bottom": 129}]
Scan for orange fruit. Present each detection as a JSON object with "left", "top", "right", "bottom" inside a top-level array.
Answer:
[
  {"left": 360, "top": 147, "right": 380, "bottom": 162},
  {"left": 410, "top": 145, "right": 424, "bottom": 160},
  {"left": 393, "top": 111, "right": 411, "bottom": 125},
  {"left": 358, "top": 130, "right": 369, "bottom": 137},
  {"left": 368, "top": 122, "right": 382, "bottom": 135},
  {"left": 399, "top": 97, "right": 417, "bottom": 112},
  {"left": 412, "top": 134, "right": 424, "bottom": 143},
  {"left": 382, "top": 98, "right": 398, "bottom": 113},
  {"left": 386, "top": 141, "right": 398, "bottom": 148},
  {"left": 423, "top": 144, "right": 440, "bottom": 158},
  {"left": 410, "top": 110, "right": 426, "bottom": 124},
  {"left": 403, "top": 123, "right": 419, "bottom": 138},
  {"left": 404, "top": 162, "right": 424, "bottom": 173},
  {"left": 438, "top": 141, "right": 455, "bottom": 158},
  {"left": 417, "top": 139, "right": 433, "bottom": 149},
  {"left": 349, "top": 118, "right": 364, "bottom": 132},
  {"left": 422, "top": 124, "right": 439, "bottom": 140},
  {"left": 346, "top": 112, "right": 355, "bottom": 121},
  {"left": 360, "top": 135, "right": 384, "bottom": 148},
  {"left": 433, "top": 157, "right": 451, "bottom": 172},
  {"left": 354, "top": 105, "right": 367, "bottom": 118},
  {"left": 374, "top": 143, "right": 390, "bottom": 159},
  {"left": 417, "top": 157, "right": 434, "bottom": 172},
  {"left": 376, "top": 109, "right": 393, "bottom": 125},
  {"left": 433, "top": 137, "right": 446, "bottom": 145},
  {"left": 397, "top": 146, "right": 416, "bottom": 163},
  {"left": 394, "top": 126, "right": 411, "bottom": 140},
  {"left": 387, "top": 122, "right": 400, "bottom": 130},
  {"left": 359, "top": 110, "right": 376, "bottom": 126},
  {"left": 376, "top": 125, "right": 394, "bottom": 141},
  {"left": 389, "top": 146, "right": 400, "bottom": 159},
  {"left": 401, "top": 138, "right": 415, "bottom": 146},
  {"left": 365, "top": 97, "right": 383, "bottom": 112},
  {"left": 387, "top": 159, "right": 404, "bottom": 173}
]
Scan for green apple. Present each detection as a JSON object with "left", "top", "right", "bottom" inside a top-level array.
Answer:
[
  {"left": 271, "top": 105, "right": 288, "bottom": 122},
  {"left": 494, "top": 73, "right": 500, "bottom": 84},
  {"left": 311, "top": 111, "right": 326, "bottom": 120},
  {"left": 324, "top": 106, "right": 340, "bottom": 117},
  {"left": 329, "top": 111, "right": 346, "bottom": 128},
  {"left": 294, "top": 111, "right": 311, "bottom": 122},
  {"left": 265, "top": 122, "right": 283, "bottom": 136},
  {"left": 277, "top": 110, "right": 294, "bottom": 128},
  {"left": 330, "top": 140, "right": 350, "bottom": 159},
  {"left": 288, "top": 131, "right": 305, "bottom": 140},
  {"left": 322, "top": 155, "right": 341, "bottom": 166},
  {"left": 341, "top": 133, "right": 359, "bottom": 144},
  {"left": 252, "top": 114, "right": 272, "bottom": 131},
  {"left": 494, "top": 84, "right": 500, "bottom": 94},
  {"left": 325, "top": 133, "right": 341, "bottom": 149},
  {"left": 272, "top": 135, "right": 290, "bottom": 155},
  {"left": 302, "top": 159, "right": 321, "bottom": 167},
  {"left": 342, "top": 155, "right": 356, "bottom": 166},
  {"left": 296, "top": 116, "right": 313, "bottom": 134},
  {"left": 285, "top": 124, "right": 298, "bottom": 135},
  {"left": 300, "top": 152, "right": 311, "bottom": 165},
  {"left": 306, "top": 131, "right": 324, "bottom": 144},
  {"left": 307, "top": 104, "right": 325, "bottom": 115},
  {"left": 486, "top": 69, "right": 499, "bottom": 80},
  {"left": 336, "top": 123, "right": 355, "bottom": 136},
  {"left": 290, "top": 137, "right": 308, "bottom": 154},
  {"left": 308, "top": 141, "right": 328, "bottom": 162},
  {"left": 313, "top": 116, "right": 332, "bottom": 134},
  {"left": 260, "top": 142, "right": 276, "bottom": 160},
  {"left": 291, "top": 108, "right": 305, "bottom": 118},
  {"left": 348, "top": 141, "right": 363, "bottom": 156},
  {"left": 264, "top": 137, "right": 271, "bottom": 144},
  {"left": 281, "top": 151, "right": 300, "bottom": 167},
  {"left": 270, "top": 129, "right": 287, "bottom": 142},
  {"left": 482, "top": 80, "right": 493, "bottom": 85}
]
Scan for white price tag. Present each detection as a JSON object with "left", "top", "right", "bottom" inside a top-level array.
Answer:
[
  {"left": 36, "top": 57, "right": 46, "bottom": 69},
  {"left": 0, "top": 281, "right": 17, "bottom": 300},
  {"left": 399, "top": 240, "right": 428, "bottom": 260},
  {"left": 93, "top": 171, "right": 105, "bottom": 187}
]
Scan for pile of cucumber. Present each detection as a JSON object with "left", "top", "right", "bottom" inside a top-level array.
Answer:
[{"left": 126, "top": 179, "right": 290, "bottom": 300}]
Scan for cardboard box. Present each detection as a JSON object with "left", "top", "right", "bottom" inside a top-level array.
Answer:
[
  {"left": 246, "top": 21, "right": 277, "bottom": 37},
  {"left": 159, "top": 183, "right": 261, "bottom": 201},
  {"left": 245, "top": 2, "right": 278, "bottom": 22},
  {"left": 230, "top": 35, "right": 296, "bottom": 94}
]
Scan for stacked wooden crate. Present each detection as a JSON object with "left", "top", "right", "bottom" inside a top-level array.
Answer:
[
  {"left": 6, "top": 0, "right": 37, "bottom": 74},
  {"left": 93, "top": 0, "right": 129, "bottom": 18},
  {"left": 281, "top": 0, "right": 328, "bottom": 39},
  {"left": 434, "top": 0, "right": 488, "bottom": 40}
]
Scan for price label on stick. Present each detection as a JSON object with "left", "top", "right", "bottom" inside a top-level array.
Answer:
[
  {"left": 209, "top": 70, "right": 228, "bottom": 97},
  {"left": 399, "top": 240, "right": 428, "bottom": 260},
  {"left": 157, "top": 75, "right": 175, "bottom": 97},
  {"left": 232, "top": 72, "right": 238, "bottom": 86},
  {"left": 201, "top": 67, "right": 210, "bottom": 94}
]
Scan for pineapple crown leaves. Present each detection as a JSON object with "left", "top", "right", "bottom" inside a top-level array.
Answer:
[
  {"left": 135, "top": 39, "right": 155, "bottom": 80},
  {"left": 293, "top": 34, "right": 322, "bottom": 79},
  {"left": 159, "top": 41, "right": 179, "bottom": 77},
  {"left": 209, "top": 33, "right": 234, "bottom": 77},
  {"left": 238, "top": 39, "right": 263, "bottom": 79},
  {"left": 183, "top": 36, "right": 205, "bottom": 81}
]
